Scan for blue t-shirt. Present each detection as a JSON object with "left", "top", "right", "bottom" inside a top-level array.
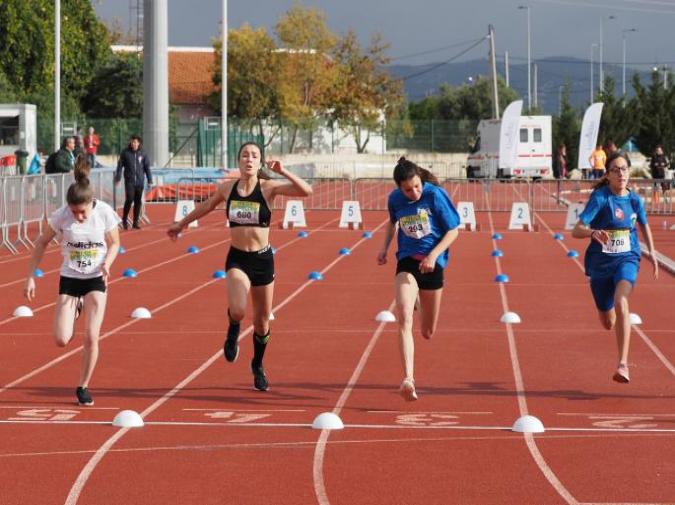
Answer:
[
  {"left": 578, "top": 185, "right": 647, "bottom": 278},
  {"left": 387, "top": 183, "right": 460, "bottom": 269}
]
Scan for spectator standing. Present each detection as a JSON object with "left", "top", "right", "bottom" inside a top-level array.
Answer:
[
  {"left": 114, "top": 135, "right": 152, "bottom": 230},
  {"left": 554, "top": 143, "right": 568, "bottom": 179},
  {"left": 649, "top": 144, "right": 670, "bottom": 197},
  {"left": 54, "top": 137, "right": 76, "bottom": 173},
  {"left": 83, "top": 126, "right": 101, "bottom": 168},
  {"left": 589, "top": 145, "right": 607, "bottom": 180}
]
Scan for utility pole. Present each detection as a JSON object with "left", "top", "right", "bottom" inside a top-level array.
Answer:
[
  {"left": 533, "top": 63, "right": 538, "bottom": 109},
  {"left": 54, "top": 0, "right": 61, "bottom": 150},
  {"left": 221, "top": 0, "right": 228, "bottom": 168},
  {"left": 505, "top": 50, "right": 510, "bottom": 87},
  {"left": 488, "top": 25, "right": 500, "bottom": 119}
]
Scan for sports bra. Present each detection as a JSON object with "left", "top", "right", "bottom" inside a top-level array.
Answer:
[{"left": 226, "top": 180, "right": 271, "bottom": 228}]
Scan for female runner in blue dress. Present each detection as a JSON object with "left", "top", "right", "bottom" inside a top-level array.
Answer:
[
  {"left": 24, "top": 156, "right": 121, "bottom": 406},
  {"left": 377, "top": 157, "right": 460, "bottom": 401},
  {"left": 572, "top": 151, "right": 658, "bottom": 383},
  {"left": 167, "top": 142, "right": 312, "bottom": 391}
]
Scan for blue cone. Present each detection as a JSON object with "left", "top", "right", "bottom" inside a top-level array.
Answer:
[
  {"left": 567, "top": 250, "right": 579, "bottom": 258},
  {"left": 308, "top": 271, "right": 324, "bottom": 280},
  {"left": 491, "top": 249, "right": 503, "bottom": 257},
  {"left": 118, "top": 246, "right": 126, "bottom": 254},
  {"left": 122, "top": 268, "right": 138, "bottom": 278},
  {"left": 297, "top": 231, "right": 309, "bottom": 238},
  {"left": 492, "top": 233, "right": 503, "bottom": 240},
  {"left": 362, "top": 231, "right": 373, "bottom": 239},
  {"left": 187, "top": 245, "right": 200, "bottom": 254},
  {"left": 271, "top": 247, "right": 277, "bottom": 255},
  {"left": 33, "top": 268, "right": 44, "bottom": 278},
  {"left": 212, "top": 270, "right": 226, "bottom": 279},
  {"left": 553, "top": 233, "right": 564, "bottom": 241},
  {"left": 495, "top": 273, "right": 509, "bottom": 283},
  {"left": 338, "top": 247, "right": 351, "bottom": 255}
]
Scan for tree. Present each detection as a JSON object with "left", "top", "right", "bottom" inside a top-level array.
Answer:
[
  {"left": 595, "top": 76, "right": 634, "bottom": 149},
  {"left": 81, "top": 53, "right": 143, "bottom": 119},
  {"left": 210, "top": 23, "right": 280, "bottom": 147},
  {"left": 552, "top": 82, "right": 581, "bottom": 169},
  {"left": 0, "top": 0, "right": 112, "bottom": 100},
  {"left": 630, "top": 70, "right": 675, "bottom": 157},
  {"left": 275, "top": 2, "right": 337, "bottom": 152},
  {"left": 330, "top": 31, "right": 404, "bottom": 153}
]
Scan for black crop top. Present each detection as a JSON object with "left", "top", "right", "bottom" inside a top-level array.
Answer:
[{"left": 226, "top": 180, "right": 272, "bottom": 228}]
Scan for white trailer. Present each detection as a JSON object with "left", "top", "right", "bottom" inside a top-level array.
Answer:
[{"left": 466, "top": 115, "right": 552, "bottom": 178}]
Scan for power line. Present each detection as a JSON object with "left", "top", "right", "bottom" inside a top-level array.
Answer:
[
  {"left": 401, "top": 37, "right": 488, "bottom": 81},
  {"left": 391, "top": 37, "right": 487, "bottom": 62}
]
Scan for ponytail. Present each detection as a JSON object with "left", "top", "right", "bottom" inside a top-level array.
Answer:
[
  {"left": 393, "top": 157, "right": 440, "bottom": 186},
  {"left": 66, "top": 154, "right": 93, "bottom": 205}
]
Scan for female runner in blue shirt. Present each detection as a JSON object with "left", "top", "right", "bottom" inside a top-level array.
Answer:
[
  {"left": 572, "top": 151, "right": 658, "bottom": 383},
  {"left": 377, "top": 157, "right": 460, "bottom": 401}
]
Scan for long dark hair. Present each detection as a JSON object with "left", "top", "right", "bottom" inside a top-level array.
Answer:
[
  {"left": 237, "top": 141, "right": 271, "bottom": 180},
  {"left": 393, "top": 157, "right": 440, "bottom": 187},
  {"left": 66, "top": 154, "right": 93, "bottom": 205},
  {"left": 592, "top": 151, "right": 630, "bottom": 190}
]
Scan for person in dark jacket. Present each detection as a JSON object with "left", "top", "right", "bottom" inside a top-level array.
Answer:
[
  {"left": 649, "top": 144, "right": 670, "bottom": 196},
  {"left": 54, "top": 137, "right": 76, "bottom": 173},
  {"left": 114, "top": 135, "right": 152, "bottom": 229}
]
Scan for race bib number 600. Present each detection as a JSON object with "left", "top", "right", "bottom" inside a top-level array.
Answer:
[{"left": 602, "top": 229, "right": 630, "bottom": 254}]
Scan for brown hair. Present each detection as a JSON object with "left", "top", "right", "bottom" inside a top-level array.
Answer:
[
  {"left": 592, "top": 151, "right": 630, "bottom": 190},
  {"left": 66, "top": 154, "right": 93, "bottom": 205},
  {"left": 237, "top": 141, "right": 271, "bottom": 180},
  {"left": 393, "top": 157, "right": 440, "bottom": 187}
]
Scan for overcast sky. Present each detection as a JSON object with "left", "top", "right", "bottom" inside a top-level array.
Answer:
[{"left": 93, "top": 0, "right": 675, "bottom": 69}]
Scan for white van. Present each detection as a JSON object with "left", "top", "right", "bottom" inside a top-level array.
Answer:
[{"left": 466, "top": 115, "right": 552, "bottom": 178}]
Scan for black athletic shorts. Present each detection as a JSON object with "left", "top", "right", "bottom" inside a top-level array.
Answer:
[
  {"left": 396, "top": 256, "right": 444, "bottom": 290},
  {"left": 225, "top": 245, "right": 275, "bottom": 286},
  {"left": 59, "top": 276, "right": 106, "bottom": 297}
]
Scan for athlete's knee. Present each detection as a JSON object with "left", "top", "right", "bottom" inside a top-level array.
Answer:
[
  {"left": 599, "top": 311, "right": 615, "bottom": 330},
  {"left": 421, "top": 326, "right": 435, "bottom": 339},
  {"left": 82, "top": 331, "right": 99, "bottom": 349},
  {"left": 228, "top": 306, "right": 245, "bottom": 323},
  {"left": 252, "top": 316, "right": 269, "bottom": 336},
  {"left": 54, "top": 331, "right": 70, "bottom": 347}
]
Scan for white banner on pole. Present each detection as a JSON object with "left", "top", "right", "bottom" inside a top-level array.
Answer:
[
  {"left": 577, "top": 103, "right": 604, "bottom": 170},
  {"left": 499, "top": 100, "right": 524, "bottom": 170}
]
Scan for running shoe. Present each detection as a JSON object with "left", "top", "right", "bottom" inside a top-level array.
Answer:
[
  {"left": 252, "top": 363, "right": 269, "bottom": 391},
  {"left": 223, "top": 323, "right": 240, "bottom": 363},
  {"left": 612, "top": 363, "right": 630, "bottom": 383},
  {"left": 76, "top": 386, "right": 94, "bottom": 406},
  {"left": 399, "top": 378, "right": 418, "bottom": 401}
]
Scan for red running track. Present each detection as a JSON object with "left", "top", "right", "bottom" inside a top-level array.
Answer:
[{"left": 0, "top": 200, "right": 673, "bottom": 505}]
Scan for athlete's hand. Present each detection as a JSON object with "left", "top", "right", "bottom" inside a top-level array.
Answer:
[
  {"left": 591, "top": 229, "right": 609, "bottom": 245},
  {"left": 377, "top": 250, "right": 387, "bottom": 265},
  {"left": 167, "top": 223, "right": 184, "bottom": 241},
  {"left": 419, "top": 254, "right": 437, "bottom": 273},
  {"left": 101, "top": 264, "right": 111, "bottom": 285},
  {"left": 24, "top": 277, "right": 36, "bottom": 302},
  {"left": 266, "top": 160, "right": 283, "bottom": 175},
  {"left": 651, "top": 254, "right": 659, "bottom": 280}
]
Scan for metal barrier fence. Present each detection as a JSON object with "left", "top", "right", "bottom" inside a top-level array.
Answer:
[{"left": 1, "top": 169, "right": 118, "bottom": 255}]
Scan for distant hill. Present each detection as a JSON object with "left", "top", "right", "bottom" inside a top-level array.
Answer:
[{"left": 388, "top": 56, "right": 650, "bottom": 114}]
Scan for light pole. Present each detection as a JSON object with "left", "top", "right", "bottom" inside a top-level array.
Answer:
[
  {"left": 590, "top": 43, "right": 598, "bottom": 103},
  {"left": 621, "top": 28, "right": 637, "bottom": 97},
  {"left": 599, "top": 15, "right": 616, "bottom": 93},
  {"left": 518, "top": 5, "right": 531, "bottom": 110}
]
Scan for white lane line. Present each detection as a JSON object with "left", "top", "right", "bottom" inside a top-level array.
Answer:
[
  {"left": 487, "top": 204, "right": 579, "bottom": 505},
  {"left": 64, "top": 216, "right": 389, "bottom": 505},
  {"left": 313, "top": 298, "right": 395, "bottom": 505},
  {"left": 182, "top": 408, "right": 306, "bottom": 412},
  {"left": 535, "top": 213, "right": 675, "bottom": 379}
]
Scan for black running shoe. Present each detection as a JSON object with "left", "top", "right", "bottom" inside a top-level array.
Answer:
[
  {"left": 75, "top": 298, "right": 83, "bottom": 320},
  {"left": 76, "top": 386, "right": 94, "bottom": 406},
  {"left": 252, "top": 363, "right": 269, "bottom": 391},
  {"left": 223, "top": 323, "right": 240, "bottom": 363}
]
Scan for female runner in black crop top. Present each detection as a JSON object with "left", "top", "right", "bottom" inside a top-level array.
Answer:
[{"left": 167, "top": 142, "right": 312, "bottom": 391}]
